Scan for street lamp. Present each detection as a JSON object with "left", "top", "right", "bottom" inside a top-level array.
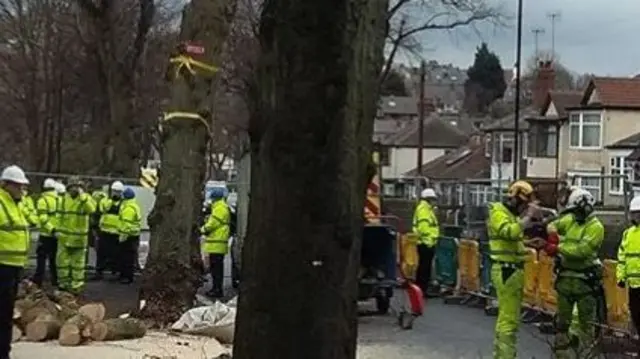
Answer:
[{"left": 513, "top": 0, "right": 523, "bottom": 180}]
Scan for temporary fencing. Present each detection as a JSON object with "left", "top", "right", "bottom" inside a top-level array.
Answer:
[
  {"left": 434, "top": 235, "right": 640, "bottom": 338},
  {"left": 537, "top": 252, "right": 557, "bottom": 314},
  {"left": 522, "top": 248, "right": 539, "bottom": 308},
  {"left": 434, "top": 236, "right": 458, "bottom": 288}
]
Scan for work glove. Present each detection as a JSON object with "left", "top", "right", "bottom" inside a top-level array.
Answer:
[
  {"left": 544, "top": 243, "right": 558, "bottom": 256},
  {"left": 617, "top": 281, "right": 626, "bottom": 289}
]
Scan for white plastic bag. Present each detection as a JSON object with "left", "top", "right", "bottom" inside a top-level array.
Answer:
[{"left": 171, "top": 301, "right": 236, "bottom": 344}]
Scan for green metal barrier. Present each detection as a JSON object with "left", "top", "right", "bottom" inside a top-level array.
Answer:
[
  {"left": 435, "top": 236, "right": 458, "bottom": 288},
  {"left": 442, "top": 225, "right": 464, "bottom": 238}
]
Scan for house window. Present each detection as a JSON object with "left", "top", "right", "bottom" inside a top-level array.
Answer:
[
  {"left": 492, "top": 133, "right": 514, "bottom": 163},
  {"left": 569, "top": 112, "right": 602, "bottom": 149},
  {"left": 491, "top": 132, "right": 528, "bottom": 163},
  {"left": 610, "top": 156, "right": 633, "bottom": 195},
  {"left": 469, "top": 185, "right": 492, "bottom": 206},
  {"left": 379, "top": 147, "right": 390, "bottom": 166},
  {"left": 527, "top": 123, "right": 557, "bottom": 157},
  {"left": 569, "top": 172, "right": 602, "bottom": 203}
]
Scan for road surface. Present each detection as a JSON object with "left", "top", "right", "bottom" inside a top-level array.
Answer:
[{"left": 357, "top": 298, "right": 551, "bottom": 358}]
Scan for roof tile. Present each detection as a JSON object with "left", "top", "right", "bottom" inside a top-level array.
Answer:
[
  {"left": 584, "top": 77, "right": 640, "bottom": 108},
  {"left": 404, "top": 141, "right": 490, "bottom": 179}
]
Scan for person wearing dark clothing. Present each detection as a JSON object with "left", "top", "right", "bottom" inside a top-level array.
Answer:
[
  {"left": 93, "top": 181, "right": 124, "bottom": 280},
  {"left": 200, "top": 188, "right": 231, "bottom": 298},
  {"left": 0, "top": 165, "right": 31, "bottom": 359},
  {"left": 117, "top": 188, "right": 142, "bottom": 284},
  {"left": 412, "top": 188, "right": 440, "bottom": 297},
  {"left": 32, "top": 178, "right": 59, "bottom": 286}
]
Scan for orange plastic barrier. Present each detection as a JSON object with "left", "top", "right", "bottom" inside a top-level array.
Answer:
[
  {"left": 522, "top": 248, "right": 539, "bottom": 308},
  {"left": 457, "top": 239, "right": 480, "bottom": 293},
  {"left": 537, "top": 252, "right": 557, "bottom": 314},
  {"left": 603, "top": 259, "right": 631, "bottom": 330},
  {"left": 399, "top": 233, "right": 419, "bottom": 280}
]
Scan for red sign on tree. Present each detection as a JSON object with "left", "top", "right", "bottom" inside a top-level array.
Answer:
[{"left": 184, "top": 42, "right": 205, "bottom": 55}]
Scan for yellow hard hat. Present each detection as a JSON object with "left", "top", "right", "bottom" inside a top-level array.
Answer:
[{"left": 507, "top": 180, "right": 534, "bottom": 201}]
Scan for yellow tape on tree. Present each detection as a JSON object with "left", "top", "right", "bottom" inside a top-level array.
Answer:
[
  {"left": 169, "top": 55, "right": 218, "bottom": 79},
  {"left": 162, "top": 111, "right": 212, "bottom": 135},
  {"left": 164, "top": 55, "right": 217, "bottom": 135}
]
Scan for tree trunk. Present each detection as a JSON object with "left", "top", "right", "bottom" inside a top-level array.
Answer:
[
  {"left": 233, "top": 1, "right": 387, "bottom": 358},
  {"left": 137, "top": 0, "right": 238, "bottom": 326}
]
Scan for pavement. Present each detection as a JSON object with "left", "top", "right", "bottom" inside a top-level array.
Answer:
[
  {"left": 11, "top": 297, "right": 553, "bottom": 359},
  {"left": 16, "top": 233, "right": 557, "bottom": 358}
]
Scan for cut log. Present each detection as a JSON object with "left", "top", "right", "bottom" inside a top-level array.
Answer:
[
  {"left": 18, "top": 306, "right": 52, "bottom": 330},
  {"left": 58, "top": 314, "right": 92, "bottom": 346},
  {"left": 90, "top": 318, "right": 147, "bottom": 341},
  {"left": 13, "top": 299, "right": 35, "bottom": 321},
  {"left": 12, "top": 325, "right": 21, "bottom": 342},
  {"left": 16, "top": 279, "right": 37, "bottom": 299},
  {"left": 25, "top": 314, "right": 61, "bottom": 342},
  {"left": 51, "top": 291, "right": 80, "bottom": 310},
  {"left": 78, "top": 303, "right": 106, "bottom": 323}
]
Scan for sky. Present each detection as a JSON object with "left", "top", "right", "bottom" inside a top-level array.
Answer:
[{"left": 399, "top": 0, "right": 640, "bottom": 76}]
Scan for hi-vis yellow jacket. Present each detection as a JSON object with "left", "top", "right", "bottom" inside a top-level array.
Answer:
[
  {"left": 19, "top": 194, "right": 39, "bottom": 227},
  {"left": 57, "top": 193, "right": 96, "bottom": 248},
  {"left": 557, "top": 215, "right": 603, "bottom": 271},
  {"left": 487, "top": 202, "right": 526, "bottom": 263},
  {"left": 0, "top": 188, "right": 30, "bottom": 267},
  {"left": 36, "top": 190, "right": 58, "bottom": 236},
  {"left": 617, "top": 225, "right": 640, "bottom": 288},
  {"left": 412, "top": 200, "right": 440, "bottom": 247},
  {"left": 201, "top": 199, "right": 230, "bottom": 254}
]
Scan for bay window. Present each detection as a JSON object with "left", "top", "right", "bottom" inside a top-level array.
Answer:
[
  {"left": 491, "top": 132, "right": 527, "bottom": 163},
  {"left": 569, "top": 112, "right": 602, "bottom": 149},
  {"left": 610, "top": 155, "right": 633, "bottom": 195},
  {"left": 527, "top": 123, "right": 558, "bottom": 157}
]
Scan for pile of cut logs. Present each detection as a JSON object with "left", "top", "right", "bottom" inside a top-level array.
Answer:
[{"left": 13, "top": 280, "right": 147, "bottom": 346}]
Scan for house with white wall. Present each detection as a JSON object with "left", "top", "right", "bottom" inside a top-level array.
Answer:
[
  {"left": 378, "top": 116, "right": 467, "bottom": 179},
  {"left": 557, "top": 77, "right": 640, "bottom": 206}
]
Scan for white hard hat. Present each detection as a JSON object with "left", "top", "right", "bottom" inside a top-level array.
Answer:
[
  {"left": 0, "top": 165, "right": 29, "bottom": 185},
  {"left": 630, "top": 196, "right": 640, "bottom": 212},
  {"left": 110, "top": 181, "right": 124, "bottom": 191},
  {"left": 55, "top": 182, "right": 66, "bottom": 194},
  {"left": 566, "top": 188, "right": 595, "bottom": 210},
  {"left": 43, "top": 178, "right": 56, "bottom": 189},
  {"left": 420, "top": 188, "right": 437, "bottom": 199}
]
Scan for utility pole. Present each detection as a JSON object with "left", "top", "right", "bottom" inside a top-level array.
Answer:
[
  {"left": 531, "top": 27, "right": 545, "bottom": 60},
  {"left": 417, "top": 61, "right": 426, "bottom": 178},
  {"left": 547, "top": 11, "right": 561, "bottom": 59},
  {"left": 513, "top": 0, "right": 523, "bottom": 180}
]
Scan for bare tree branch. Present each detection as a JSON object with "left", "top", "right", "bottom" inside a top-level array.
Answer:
[{"left": 381, "top": 0, "right": 508, "bottom": 83}]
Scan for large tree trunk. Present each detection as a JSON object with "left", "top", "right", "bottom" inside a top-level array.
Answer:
[
  {"left": 233, "top": 1, "right": 388, "bottom": 358},
  {"left": 137, "top": 0, "right": 238, "bottom": 326}
]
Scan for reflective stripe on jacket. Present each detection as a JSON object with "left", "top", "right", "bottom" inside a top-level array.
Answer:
[
  {"left": 19, "top": 195, "right": 39, "bottom": 227},
  {"left": 99, "top": 198, "right": 121, "bottom": 234},
  {"left": 617, "top": 225, "right": 640, "bottom": 287},
  {"left": 57, "top": 193, "right": 96, "bottom": 248},
  {"left": 412, "top": 200, "right": 440, "bottom": 247},
  {"left": 487, "top": 202, "right": 526, "bottom": 263},
  {"left": 118, "top": 199, "right": 141, "bottom": 237},
  {"left": 557, "top": 215, "right": 604, "bottom": 271},
  {"left": 0, "top": 188, "right": 29, "bottom": 267},
  {"left": 201, "top": 199, "right": 230, "bottom": 254},
  {"left": 36, "top": 191, "right": 57, "bottom": 236}
]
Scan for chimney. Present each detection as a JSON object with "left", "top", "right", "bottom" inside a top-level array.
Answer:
[{"left": 532, "top": 60, "right": 555, "bottom": 110}]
